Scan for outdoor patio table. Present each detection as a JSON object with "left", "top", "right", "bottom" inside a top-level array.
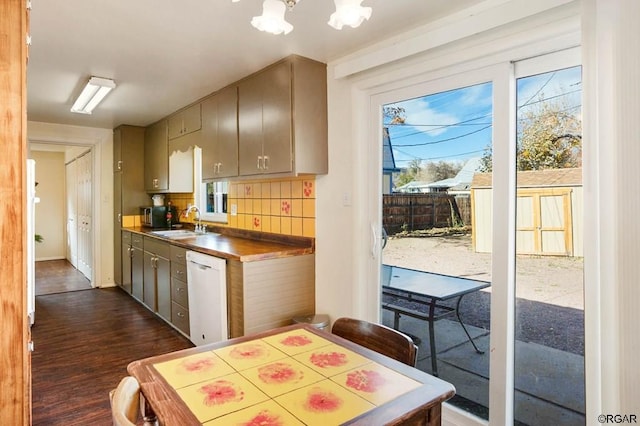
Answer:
[
  {"left": 381, "top": 264, "right": 491, "bottom": 377},
  {"left": 127, "top": 323, "right": 455, "bottom": 425}
]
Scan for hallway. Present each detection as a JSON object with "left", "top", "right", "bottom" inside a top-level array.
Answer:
[
  {"left": 35, "top": 260, "right": 92, "bottom": 295},
  {"left": 31, "top": 265, "right": 193, "bottom": 425}
]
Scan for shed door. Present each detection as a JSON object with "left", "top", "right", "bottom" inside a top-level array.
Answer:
[{"left": 516, "top": 189, "right": 573, "bottom": 256}]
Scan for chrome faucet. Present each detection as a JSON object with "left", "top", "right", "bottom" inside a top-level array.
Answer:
[{"left": 185, "top": 205, "right": 206, "bottom": 233}]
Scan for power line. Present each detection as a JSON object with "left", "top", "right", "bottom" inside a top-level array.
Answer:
[
  {"left": 395, "top": 148, "right": 486, "bottom": 162},
  {"left": 393, "top": 125, "right": 492, "bottom": 147}
]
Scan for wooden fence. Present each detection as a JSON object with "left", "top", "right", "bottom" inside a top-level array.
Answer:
[{"left": 382, "top": 193, "right": 471, "bottom": 235}]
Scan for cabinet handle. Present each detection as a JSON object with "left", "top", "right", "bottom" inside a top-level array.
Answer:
[
  {"left": 177, "top": 312, "right": 185, "bottom": 318},
  {"left": 257, "top": 156, "right": 261, "bottom": 170},
  {"left": 117, "top": 213, "right": 121, "bottom": 223},
  {"left": 153, "top": 178, "right": 158, "bottom": 188},
  {"left": 263, "top": 155, "right": 269, "bottom": 170},
  {"left": 176, "top": 254, "right": 184, "bottom": 259},
  {"left": 117, "top": 160, "right": 123, "bottom": 171},
  {"left": 176, "top": 287, "right": 184, "bottom": 292},
  {"left": 176, "top": 270, "right": 184, "bottom": 275}
]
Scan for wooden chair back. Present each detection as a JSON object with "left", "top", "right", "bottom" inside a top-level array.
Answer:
[
  {"left": 331, "top": 317, "right": 418, "bottom": 366},
  {"left": 109, "top": 376, "right": 140, "bottom": 426}
]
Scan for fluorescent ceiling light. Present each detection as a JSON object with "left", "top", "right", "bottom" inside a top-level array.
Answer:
[{"left": 70, "top": 76, "right": 116, "bottom": 115}]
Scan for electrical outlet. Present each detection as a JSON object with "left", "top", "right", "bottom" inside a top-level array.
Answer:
[{"left": 230, "top": 204, "right": 238, "bottom": 216}]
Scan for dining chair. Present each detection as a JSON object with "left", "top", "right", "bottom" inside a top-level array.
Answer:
[
  {"left": 109, "top": 376, "right": 158, "bottom": 426},
  {"left": 331, "top": 317, "right": 418, "bottom": 367}
]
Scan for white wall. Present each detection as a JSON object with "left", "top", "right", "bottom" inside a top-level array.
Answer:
[
  {"left": 31, "top": 151, "right": 65, "bottom": 261},
  {"left": 582, "top": 0, "right": 640, "bottom": 415},
  {"left": 27, "top": 122, "right": 114, "bottom": 287},
  {"left": 317, "top": 0, "right": 640, "bottom": 422}
]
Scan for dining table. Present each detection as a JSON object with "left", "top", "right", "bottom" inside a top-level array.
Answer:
[
  {"left": 381, "top": 264, "right": 491, "bottom": 377},
  {"left": 127, "top": 323, "right": 455, "bottom": 425}
]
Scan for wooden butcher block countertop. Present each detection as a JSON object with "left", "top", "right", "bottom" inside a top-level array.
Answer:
[{"left": 124, "top": 226, "right": 314, "bottom": 262}]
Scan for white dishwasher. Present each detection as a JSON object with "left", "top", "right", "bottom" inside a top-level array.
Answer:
[{"left": 186, "top": 251, "right": 228, "bottom": 346}]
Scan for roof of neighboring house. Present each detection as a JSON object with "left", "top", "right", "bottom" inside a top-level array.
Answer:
[
  {"left": 394, "top": 180, "right": 430, "bottom": 191},
  {"left": 471, "top": 167, "right": 583, "bottom": 188},
  {"left": 425, "top": 157, "right": 482, "bottom": 189},
  {"left": 383, "top": 127, "right": 401, "bottom": 172},
  {"left": 394, "top": 157, "right": 483, "bottom": 192}
]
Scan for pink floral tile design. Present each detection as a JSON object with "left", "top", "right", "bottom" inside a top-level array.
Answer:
[
  {"left": 303, "top": 181, "right": 314, "bottom": 198},
  {"left": 281, "top": 200, "right": 291, "bottom": 215}
]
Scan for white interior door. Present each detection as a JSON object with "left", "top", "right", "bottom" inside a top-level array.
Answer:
[
  {"left": 65, "top": 159, "right": 78, "bottom": 268},
  {"left": 76, "top": 151, "right": 92, "bottom": 280}
]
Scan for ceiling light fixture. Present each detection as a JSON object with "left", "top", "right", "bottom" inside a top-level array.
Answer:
[
  {"left": 70, "top": 76, "right": 116, "bottom": 115},
  {"left": 251, "top": 0, "right": 294, "bottom": 35},
  {"left": 234, "top": 0, "right": 371, "bottom": 35},
  {"left": 328, "top": 0, "right": 372, "bottom": 30}
]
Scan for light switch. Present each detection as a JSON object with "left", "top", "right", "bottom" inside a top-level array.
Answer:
[{"left": 230, "top": 204, "right": 238, "bottom": 216}]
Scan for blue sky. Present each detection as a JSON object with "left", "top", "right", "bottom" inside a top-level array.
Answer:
[{"left": 383, "top": 66, "right": 582, "bottom": 169}]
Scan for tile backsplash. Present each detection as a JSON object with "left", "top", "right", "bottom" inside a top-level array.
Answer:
[
  {"left": 228, "top": 177, "right": 316, "bottom": 238},
  {"left": 162, "top": 176, "right": 316, "bottom": 238}
]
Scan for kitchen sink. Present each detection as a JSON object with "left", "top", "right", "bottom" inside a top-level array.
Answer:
[{"left": 150, "top": 229, "right": 199, "bottom": 239}]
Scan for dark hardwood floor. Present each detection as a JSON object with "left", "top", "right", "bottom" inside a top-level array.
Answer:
[
  {"left": 32, "top": 284, "right": 193, "bottom": 425},
  {"left": 35, "top": 260, "right": 92, "bottom": 295}
]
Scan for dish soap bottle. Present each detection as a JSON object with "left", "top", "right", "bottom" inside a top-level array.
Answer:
[{"left": 166, "top": 201, "right": 173, "bottom": 229}]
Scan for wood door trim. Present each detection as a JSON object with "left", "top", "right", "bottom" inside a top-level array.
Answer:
[{"left": 0, "top": 0, "right": 30, "bottom": 423}]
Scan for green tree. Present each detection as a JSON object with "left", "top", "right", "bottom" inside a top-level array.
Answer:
[
  {"left": 424, "top": 160, "right": 463, "bottom": 181},
  {"left": 395, "top": 158, "right": 422, "bottom": 187},
  {"left": 517, "top": 97, "right": 581, "bottom": 170},
  {"left": 479, "top": 96, "right": 581, "bottom": 172}
]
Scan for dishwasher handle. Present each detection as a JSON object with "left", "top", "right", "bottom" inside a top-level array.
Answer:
[{"left": 188, "top": 259, "right": 211, "bottom": 270}]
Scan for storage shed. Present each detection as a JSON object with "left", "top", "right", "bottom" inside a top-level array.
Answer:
[{"left": 471, "top": 168, "right": 583, "bottom": 256}]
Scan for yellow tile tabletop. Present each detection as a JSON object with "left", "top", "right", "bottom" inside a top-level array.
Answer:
[
  {"left": 203, "top": 400, "right": 305, "bottom": 426},
  {"left": 240, "top": 358, "right": 326, "bottom": 398},
  {"left": 331, "top": 362, "right": 423, "bottom": 406},
  {"left": 176, "top": 373, "right": 270, "bottom": 423},
  {"left": 274, "top": 379, "right": 375, "bottom": 425},
  {"left": 213, "top": 340, "right": 288, "bottom": 371},
  {"left": 153, "top": 351, "right": 235, "bottom": 390},
  {"left": 292, "top": 343, "right": 371, "bottom": 376},
  {"left": 261, "top": 329, "right": 333, "bottom": 356}
]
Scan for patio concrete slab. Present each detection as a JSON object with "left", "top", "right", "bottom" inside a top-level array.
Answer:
[{"left": 380, "top": 313, "right": 586, "bottom": 424}]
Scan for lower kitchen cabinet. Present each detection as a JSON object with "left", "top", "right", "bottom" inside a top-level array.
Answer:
[
  {"left": 170, "top": 245, "right": 190, "bottom": 336},
  {"left": 131, "top": 233, "right": 144, "bottom": 302},
  {"left": 120, "top": 231, "right": 132, "bottom": 294},
  {"left": 143, "top": 237, "right": 170, "bottom": 317},
  {"left": 227, "top": 254, "right": 315, "bottom": 338}
]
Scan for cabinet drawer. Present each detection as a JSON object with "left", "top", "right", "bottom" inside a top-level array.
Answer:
[
  {"left": 171, "top": 301, "right": 190, "bottom": 335},
  {"left": 143, "top": 236, "right": 170, "bottom": 258},
  {"left": 122, "top": 231, "right": 131, "bottom": 244},
  {"left": 171, "top": 277, "right": 189, "bottom": 306},
  {"left": 131, "top": 234, "right": 143, "bottom": 248},
  {"left": 170, "top": 244, "right": 187, "bottom": 265},
  {"left": 172, "top": 262, "right": 187, "bottom": 281}
]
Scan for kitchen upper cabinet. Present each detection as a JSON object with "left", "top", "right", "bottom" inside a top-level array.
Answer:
[
  {"left": 168, "top": 103, "right": 201, "bottom": 140},
  {"left": 201, "top": 85, "right": 238, "bottom": 180},
  {"left": 144, "top": 120, "right": 168, "bottom": 192},
  {"left": 238, "top": 55, "right": 327, "bottom": 177}
]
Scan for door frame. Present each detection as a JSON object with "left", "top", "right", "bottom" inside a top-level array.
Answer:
[
  {"left": 28, "top": 123, "right": 110, "bottom": 288},
  {"left": 359, "top": 41, "right": 582, "bottom": 426}
]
